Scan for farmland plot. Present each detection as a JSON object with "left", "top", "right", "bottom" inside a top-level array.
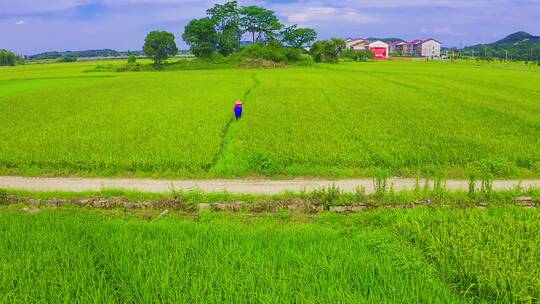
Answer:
[
  {"left": 1, "top": 61, "right": 539, "bottom": 178},
  {"left": 227, "top": 62, "right": 540, "bottom": 177},
  {"left": 0, "top": 65, "right": 254, "bottom": 176},
  {"left": 1, "top": 206, "right": 538, "bottom": 303}
]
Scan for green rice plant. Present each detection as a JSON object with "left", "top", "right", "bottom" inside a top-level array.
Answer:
[
  {"left": 1, "top": 60, "right": 539, "bottom": 178},
  {"left": 468, "top": 170, "right": 477, "bottom": 198},
  {"left": 395, "top": 207, "right": 540, "bottom": 302},
  {"left": 0, "top": 206, "right": 467, "bottom": 303},
  {"left": 373, "top": 168, "right": 389, "bottom": 197},
  {"left": 2, "top": 206, "right": 540, "bottom": 303}
]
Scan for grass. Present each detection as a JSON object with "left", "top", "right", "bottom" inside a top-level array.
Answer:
[
  {"left": 0, "top": 205, "right": 539, "bottom": 303},
  {"left": 1, "top": 60, "right": 539, "bottom": 178},
  {"left": 2, "top": 184, "right": 539, "bottom": 208}
]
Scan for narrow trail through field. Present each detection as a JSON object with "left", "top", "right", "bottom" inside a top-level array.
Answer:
[
  {"left": 1, "top": 176, "right": 539, "bottom": 194},
  {"left": 208, "top": 74, "right": 260, "bottom": 171}
]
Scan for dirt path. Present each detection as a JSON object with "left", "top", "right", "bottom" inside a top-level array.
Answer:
[{"left": 1, "top": 176, "right": 539, "bottom": 195}]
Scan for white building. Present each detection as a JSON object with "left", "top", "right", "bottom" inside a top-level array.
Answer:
[{"left": 410, "top": 39, "right": 441, "bottom": 58}]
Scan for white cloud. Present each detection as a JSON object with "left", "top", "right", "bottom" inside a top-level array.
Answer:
[
  {"left": 273, "top": 4, "right": 377, "bottom": 26},
  {"left": 15, "top": 20, "right": 26, "bottom": 25}
]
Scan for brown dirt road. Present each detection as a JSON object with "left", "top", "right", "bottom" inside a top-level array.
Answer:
[{"left": 1, "top": 176, "right": 539, "bottom": 195}]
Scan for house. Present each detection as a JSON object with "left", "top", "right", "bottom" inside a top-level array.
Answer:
[
  {"left": 346, "top": 38, "right": 370, "bottom": 51},
  {"left": 419, "top": 39, "right": 441, "bottom": 58},
  {"left": 408, "top": 40, "right": 423, "bottom": 56},
  {"left": 393, "top": 42, "right": 408, "bottom": 55},
  {"left": 368, "top": 41, "right": 389, "bottom": 59},
  {"left": 408, "top": 39, "right": 441, "bottom": 58}
]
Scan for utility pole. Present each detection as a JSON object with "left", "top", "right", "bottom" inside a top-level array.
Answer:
[{"left": 505, "top": 50, "right": 508, "bottom": 62}]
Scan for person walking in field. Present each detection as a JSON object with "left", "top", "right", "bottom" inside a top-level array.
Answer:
[{"left": 234, "top": 99, "right": 243, "bottom": 121}]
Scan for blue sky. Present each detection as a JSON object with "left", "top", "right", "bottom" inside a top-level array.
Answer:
[{"left": 1, "top": 0, "right": 539, "bottom": 54}]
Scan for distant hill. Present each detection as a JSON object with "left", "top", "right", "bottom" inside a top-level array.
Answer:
[
  {"left": 30, "top": 49, "right": 122, "bottom": 60},
  {"left": 29, "top": 49, "right": 191, "bottom": 60},
  {"left": 463, "top": 31, "right": 540, "bottom": 61}
]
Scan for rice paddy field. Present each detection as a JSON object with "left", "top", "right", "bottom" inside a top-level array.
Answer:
[
  {"left": 1, "top": 60, "right": 539, "bottom": 178},
  {"left": 0, "top": 205, "right": 539, "bottom": 303}
]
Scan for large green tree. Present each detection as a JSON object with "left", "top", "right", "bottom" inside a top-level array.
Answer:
[
  {"left": 310, "top": 38, "right": 346, "bottom": 63},
  {"left": 281, "top": 25, "right": 317, "bottom": 49},
  {"left": 182, "top": 18, "right": 219, "bottom": 58},
  {"left": 143, "top": 31, "right": 178, "bottom": 65},
  {"left": 240, "top": 6, "right": 283, "bottom": 42},
  {"left": 207, "top": 1, "right": 242, "bottom": 56}
]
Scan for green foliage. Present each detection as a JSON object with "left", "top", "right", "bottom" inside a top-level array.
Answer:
[
  {"left": 0, "top": 50, "right": 23, "bottom": 66},
  {"left": 235, "top": 41, "right": 302, "bottom": 63},
  {"left": 310, "top": 38, "right": 347, "bottom": 63},
  {"left": 296, "top": 54, "right": 314, "bottom": 66},
  {"left": 183, "top": 18, "right": 219, "bottom": 58},
  {"left": 127, "top": 52, "right": 137, "bottom": 63},
  {"left": 373, "top": 168, "right": 390, "bottom": 197},
  {"left": 57, "top": 55, "right": 77, "bottom": 62},
  {"left": 143, "top": 31, "right": 178, "bottom": 65},
  {"left": 207, "top": 1, "right": 243, "bottom": 56},
  {"left": 181, "top": 1, "right": 316, "bottom": 59},
  {"left": 239, "top": 5, "right": 282, "bottom": 42},
  {"left": 342, "top": 48, "right": 374, "bottom": 61},
  {"left": 281, "top": 25, "right": 317, "bottom": 49}
]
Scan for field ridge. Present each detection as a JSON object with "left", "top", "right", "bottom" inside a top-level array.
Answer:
[
  {"left": 208, "top": 74, "right": 260, "bottom": 173},
  {"left": 1, "top": 176, "right": 539, "bottom": 194}
]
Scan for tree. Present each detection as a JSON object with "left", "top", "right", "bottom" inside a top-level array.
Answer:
[
  {"left": 207, "top": 1, "right": 242, "bottom": 56},
  {"left": 0, "top": 50, "right": 23, "bottom": 66},
  {"left": 240, "top": 6, "right": 283, "bottom": 43},
  {"left": 143, "top": 31, "right": 178, "bottom": 65},
  {"left": 281, "top": 25, "right": 317, "bottom": 49},
  {"left": 182, "top": 18, "right": 219, "bottom": 58},
  {"left": 310, "top": 38, "right": 346, "bottom": 63}
]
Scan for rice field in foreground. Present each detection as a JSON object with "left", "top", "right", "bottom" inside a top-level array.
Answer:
[
  {"left": 0, "top": 206, "right": 538, "bottom": 303},
  {"left": 1, "top": 60, "right": 539, "bottom": 178}
]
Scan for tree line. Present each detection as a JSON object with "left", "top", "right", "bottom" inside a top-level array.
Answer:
[
  {"left": 142, "top": 1, "right": 362, "bottom": 66},
  {"left": 181, "top": 1, "right": 316, "bottom": 57}
]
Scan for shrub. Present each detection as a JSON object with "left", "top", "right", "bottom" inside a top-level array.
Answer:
[
  {"left": 58, "top": 55, "right": 77, "bottom": 62},
  {"left": 116, "top": 63, "right": 142, "bottom": 72},
  {"left": 342, "top": 49, "right": 374, "bottom": 61},
  {"left": 127, "top": 55, "right": 137, "bottom": 63},
  {"left": 236, "top": 42, "right": 305, "bottom": 64},
  {"left": 296, "top": 54, "right": 314, "bottom": 66},
  {"left": 240, "top": 58, "right": 286, "bottom": 69}
]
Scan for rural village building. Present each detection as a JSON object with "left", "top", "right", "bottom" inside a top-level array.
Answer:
[
  {"left": 346, "top": 37, "right": 441, "bottom": 59},
  {"left": 408, "top": 39, "right": 442, "bottom": 58},
  {"left": 389, "top": 41, "right": 408, "bottom": 55},
  {"left": 346, "top": 38, "right": 370, "bottom": 50},
  {"left": 368, "top": 41, "right": 389, "bottom": 59}
]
